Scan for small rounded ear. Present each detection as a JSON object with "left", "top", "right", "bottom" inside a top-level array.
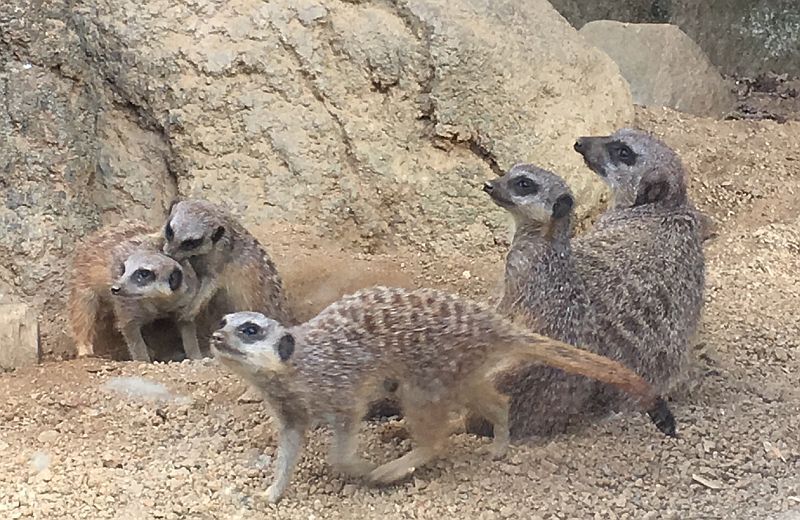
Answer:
[
  {"left": 168, "top": 267, "right": 183, "bottom": 291},
  {"left": 551, "top": 194, "right": 574, "bottom": 220},
  {"left": 635, "top": 180, "right": 669, "bottom": 206},
  {"left": 211, "top": 226, "right": 225, "bottom": 243},
  {"left": 277, "top": 333, "right": 295, "bottom": 362}
]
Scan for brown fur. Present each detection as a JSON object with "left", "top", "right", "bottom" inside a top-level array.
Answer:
[
  {"left": 67, "top": 221, "right": 202, "bottom": 362},
  {"left": 211, "top": 286, "right": 676, "bottom": 503}
]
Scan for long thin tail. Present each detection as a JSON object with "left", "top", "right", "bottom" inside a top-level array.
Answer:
[{"left": 502, "top": 332, "right": 677, "bottom": 437}]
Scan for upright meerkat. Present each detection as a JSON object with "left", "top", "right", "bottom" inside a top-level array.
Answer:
[
  {"left": 67, "top": 222, "right": 202, "bottom": 362},
  {"left": 162, "top": 199, "right": 292, "bottom": 325},
  {"left": 467, "top": 132, "right": 705, "bottom": 439},
  {"left": 211, "top": 286, "right": 676, "bottom": 504},
  {"left": 477, "top": 166, "right": 603, "bottom": 438}
]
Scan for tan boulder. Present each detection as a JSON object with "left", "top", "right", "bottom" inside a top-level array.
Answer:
[{"left": 579, "top": 20, "right": 734, "bottom": 118}]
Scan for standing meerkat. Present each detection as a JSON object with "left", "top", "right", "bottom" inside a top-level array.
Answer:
[
  {"left": 162, "top": 199, "right": 292, "bottom": 325},
  {"left": 467, "top": 132, "right": 705, "bottom": 439},
  {"left": 67, "top": 222, "right": 202, "bottom": 362},
  {"left": 211, "top": 286, "right": 676, "bottom": 504}
]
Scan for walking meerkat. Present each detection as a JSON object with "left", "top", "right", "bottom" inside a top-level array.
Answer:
[
  {"left": 162, "top": 199, "right": 292, "bottom": 325},
  {"left": 466, "top": 133, "right": 705, "bottom": 439},
  {"left": 67, "top": 222, "right": 203, "bottom": 362},
  {"left": 211, "top": 286, "right": 676, "bottom": 504}
]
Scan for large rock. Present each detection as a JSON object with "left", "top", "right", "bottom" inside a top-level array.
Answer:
[
  {"left": 579, "top": 21, "right": 735, "bottom": 118},
  {"left": 549, "top": 0, "right": 800, "bottom": 77},
  {"left": 0, "top": 303, "right": 40, "bottom": 370},
  {"left": 1, "top": 0, "right": 634, "bottom": 358}
]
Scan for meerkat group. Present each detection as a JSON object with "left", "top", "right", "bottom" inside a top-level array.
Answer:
[{"left": 64, "top": 127, "right": 706, "bottom": 504}]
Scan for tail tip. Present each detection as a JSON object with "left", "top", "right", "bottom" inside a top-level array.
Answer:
[{"left": 647, "top": 397, "right": 677, "bottom": 437}]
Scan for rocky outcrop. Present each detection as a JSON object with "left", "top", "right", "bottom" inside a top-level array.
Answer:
[
  {"left": 1, "top": 0, "right": 634, "bottom": 358},
  {"left": 579, "top": 21, "right": 735, "bottom": 118},
  {"left": 549, "top": 0, "right": 800, "bottom": 77}
]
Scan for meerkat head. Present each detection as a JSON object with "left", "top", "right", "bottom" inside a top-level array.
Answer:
[
  {"left": 573, "top": 128, "right": 687, "bottom": 208},
  {"left": 483, "top": 163, "right": 575, "bottom": 231},
  {"left": 110, "top": 252, "right": 186, "bottom": 300},
  {"left": 211, "top": 312, "right": 296, "bottom": 379},
  {"left": 162, "top": 199, "right": 228, "bottom": 260}
]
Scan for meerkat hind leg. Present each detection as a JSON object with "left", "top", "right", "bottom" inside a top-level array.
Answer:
[
  {"left": 69, "top": 289, "right": 98, "bottom": 357},
  {"left": 265, "top": 422, "right": 306, "bottom": 504},
  {"left": 464, "top": 382, "right": 510, "bottom": 459},
  {"left": 328, "top": 410, "right": 376, "bottom": 477},
  {"left": 368, "top": 402, "right": 450, "bottom": 486}
]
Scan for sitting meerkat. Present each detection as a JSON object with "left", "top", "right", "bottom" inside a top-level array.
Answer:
[
  {"left": 67, "top": 222, "right": 202, "bottom": 362},
  {"left": 465, "top": 131, "right": 706, "bottom": 439},
  {"left": 211, "top": 286, "right": 676, "bottom": 504}
]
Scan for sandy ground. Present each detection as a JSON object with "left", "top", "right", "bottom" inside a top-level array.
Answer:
[{"left": 1, "top": 106, "right": 800, "bottom": 519}]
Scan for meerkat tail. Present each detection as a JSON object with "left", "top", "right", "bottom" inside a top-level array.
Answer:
[{"left": 504, "top": 333, "right": 677, "bottom": 437}]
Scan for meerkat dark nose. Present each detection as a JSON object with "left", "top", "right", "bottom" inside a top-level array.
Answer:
[
  {"left": 110, "top": 286, "right": 121, "bottom": 295},
  {"left": 574, "top": 138, "right": 586, "bottom": 153},
  {"left": 212, "top": 331, "right": 224, "bottom": 342},
  {"left": 483, "top": 181, "right": 495, "bottom": 193}
]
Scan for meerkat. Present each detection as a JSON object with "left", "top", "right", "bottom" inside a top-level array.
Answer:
[
  {"left": 570, "top": 128, "right": 706, "bottom": 407},
  {"left": 574, "top": 127, "right": 716, "bottom": 239},
  {"left": 162, "top": 199, "right": 292, "bottom": 323},
  {"left": 211, "top": 286, "right": 676, "bottom": 504},
  {"left": 472, "top": 165, "right": 614, "bottom": 438},
  {"left": 466, "top": 133, "right": 705, "bottom": 439},
  {"left": 67, "top": 222, "right": 202, "bottom": 362}
]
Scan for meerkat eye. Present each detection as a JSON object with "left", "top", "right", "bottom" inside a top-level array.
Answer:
[
  {"left": 238, "top": 322, "right": 260, "bottom": 337},
  {"left": 133, "top": 269, "right": 155, "bottom": 284},
  {"left": 180, "top": 238, "right": 204, "bottom": 251},
  {"left": 165, "top": 223, "right": 174, "bottom": 241},
  {"left": 512, "top": 177, "right": 539, "bottom": 196},
  {"left": 608, "top": 141, "right": 637, "bottom": 166}
]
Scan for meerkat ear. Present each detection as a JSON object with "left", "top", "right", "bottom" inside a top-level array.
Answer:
[
  {"left": 635, "top": 169, "right": 670, "bottom": 206},
  {"left": 276, "top": 333, "right": 295, "bottom": 362},
  {"left": 168, "top": 267, "right": 183, "bottom": 291},
  {"left": 167, "top": 197, "right": 182, "bottom": 215},
  {"left": 551, "top": 194, "right": 574, "bottom": 220},
  {"left": 211, "top": 226, "right": 225, "bottom": 243}
]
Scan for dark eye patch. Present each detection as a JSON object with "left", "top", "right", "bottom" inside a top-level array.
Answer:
[
  {"left": 511, "top": 176, "right": 539, "bottom": 197},
  {"left": 237, "top": 322, "right": 265, "bottom": 343},
  {"left": 133, "top": 268, "right": 155, "bottom": 285},
  {"left": 180, "top": 238, "right": 204, "bottom": 251},
  {"left": 606, "top": 140, "right": 638, "bottom": 166}
]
